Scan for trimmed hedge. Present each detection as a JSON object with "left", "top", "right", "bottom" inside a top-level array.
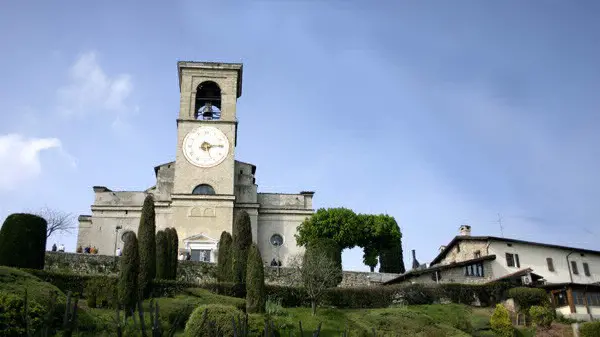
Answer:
[
  {"left": 156, "top": 230, "right": 169, "bottom": 280},
  {"left": 118, "top": 231, "right": 140, "bottom": 315},
  {"left": 232, "top": 210, "right": 253, "bottom": 291},
  {"left": 0, "top": 213, "right": 47, "bottom": 270},
  {"left": 184, "top": 304, "right": 244, "bottom": 337},
  {"left": 216, "top": 231, "right": 233, "bottom": 283},
  {"left": 580, "top": 321, "right": 600, "bottom": 337},
  {"left": 508, "top": 287, "right": 549, "bottom": 312}
]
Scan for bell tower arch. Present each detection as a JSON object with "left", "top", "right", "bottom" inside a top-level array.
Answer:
[{"left": 172, "top": 61, "right": 243, "bottom": 242}]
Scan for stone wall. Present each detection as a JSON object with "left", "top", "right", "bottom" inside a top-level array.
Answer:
[{"left": 44, "top": 252, "right": 399, "bottom": 288}]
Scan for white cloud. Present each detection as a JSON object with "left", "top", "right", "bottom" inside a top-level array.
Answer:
[
  {"left": 0, "top": 134, "right": 62, "bottom": 191},
  {"left": 56, "top": 52, "right": 135, "bottom": 129}
]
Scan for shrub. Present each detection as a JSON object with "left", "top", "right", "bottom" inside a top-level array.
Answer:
[
  {"left": 118, "top": 231, "right": 139, "bottom": 315},
  {"left": 508, "top": 287, "right": 549, "bottom": 312},
  {"left": 265, "top": 298, "right": 287, "bottom": 316},
  {"left": 184, "top": 304, "right": 244, "bottom": 337},
  {"left": 0, "top": 213, "right": 48, "bottom": 270},
  {"left": 0, "top": 292, "right": 45, "bottom": 337},
  {"left": 490, "top": 304, "right": 514, "bottom": 337},
  {"left": 246, "top": 243, "right": 265, "bottom": 313},
  {"left": 580, "top": 321, "right": 600, "bottom": 337},
  {"left": 85, "top": 277, "right": 117, "bottom": 309},
  {"left": 529, "top": 305, "right": 553, "bottom": 329},
  {"left": 217, "top": 231, "right": 233, "bottom": 282},
  {"left": 232, "top": 211, "right": 253, "bottom": 292},
  {"left": 156, "top": 230, "right": 169, "bottom": 280},
  {"left": 138, "top": 194, "right": 156, "bottom": 299},
  {"left": 440, "top": 283, "right": 476, "bottom": 304}
]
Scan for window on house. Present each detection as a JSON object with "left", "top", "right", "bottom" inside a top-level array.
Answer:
[
  {"left": 465, "top": 262, "right": 485, "bottom": 277},
  {"left": 506, "top": 253, "right": 520, "bottom": 268},
  {"left": 573, "top": 291, "right": 586, "bottom": 306},
  {"left": 456, "top": 244, "right": 460, "bottom": 253},
  {"left": 583, "top": 262, "right": 591, "bottom": 277},
  {"left": 571, "top": 261, "right": 579, "bottom": 275},
  {"left": 546, "top": 258, "right": 555, "bottom": 272},
  {"left": 587, "top": 293, "right": 600, "bottom": 306},
  {"left": 474, "top": 250, "right": 481, "bottom": 258},
  {"left": 431, "top": 270, "right": 442, "bottom": 282}
]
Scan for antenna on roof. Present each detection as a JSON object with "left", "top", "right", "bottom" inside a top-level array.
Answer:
[{"left": 498, "top": 213, "right": 504, "bottom": 237}]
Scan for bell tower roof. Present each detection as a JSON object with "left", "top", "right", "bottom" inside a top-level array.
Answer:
[{"left": 177, "top": 61, "right": 243, "bottom": 98}]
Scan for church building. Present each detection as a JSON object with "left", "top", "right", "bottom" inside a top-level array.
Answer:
[{"left": 77, "top": 61, "right": 315, "bottom": 265}]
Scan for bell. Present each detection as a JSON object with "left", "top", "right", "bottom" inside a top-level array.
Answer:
[{"left": 202, "top": 102, "right": 213, "bottom": 120}]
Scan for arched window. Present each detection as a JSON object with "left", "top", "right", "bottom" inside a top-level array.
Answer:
[
  {"left": 195, "top": 81, "right": 222, "bottom": 120},
  {"left": 192, "top": 184, "right": 216, "bottom": 195}
]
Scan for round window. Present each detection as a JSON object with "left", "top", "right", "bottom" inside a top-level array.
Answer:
[{"left": 270, "top": 234, "right": 284, "bottom": 246}]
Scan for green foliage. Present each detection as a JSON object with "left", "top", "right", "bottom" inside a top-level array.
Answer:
[
  {"left": 232, "top": 210, "right": 253, "bottom": 292},
  {"left": 378, "top": 240, "right": 405, "bottom": 273},
  {"left": 217, "top": 231, "right": 233, "bottom": 283},
  {"left": 528, "top": 305, "right": 553, "bottom": 329},
  {"left": 84, "top": 277, "right": 117, "bottom": 309},
  {"left": 246, "top": 243, "right": 266, "bottom": 313},
  {"left": 490, "top": 304, "right": 515, "bottom": 337},
  {"left": 137, "top": 194, "right": 157, "bottom": 299},
  {"left": 265, "top": 298, "right": 287, "bottom": 316},
  {"left": 295, "top": 208, "right": 405, "bottom": 272},
  {"left": 155, "top": 230, "right": 169, "bottom": 280},
  {"left": 0, "top": 292, "right": 45, "bottom": 336},
  {"left": 184, "top": 304, "right": 244, "bottom": 337},
  {"left": 508, "top": 287, "right": 549, "bottom": 312},
  {"left": 580, "top": 321, "right": 600, "bottom": 337},
  {"left": 165, "top": 227, "right": 179, "bottom": 280},
  {"left": 0, "top": 213, "right": 48, "bottom": 270},
  {"left": 118, "top": 231, "right": 139, "bottom": 316},
  {"left": 304, "top": 238, "right": 343, "bottom": 287}
]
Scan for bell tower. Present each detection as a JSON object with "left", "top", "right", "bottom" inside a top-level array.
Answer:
[{"left": 172, "top": 61, "right": 243, "bottom": 242}]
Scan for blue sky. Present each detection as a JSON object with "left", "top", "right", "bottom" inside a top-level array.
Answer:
[{"left": 1, "top": 1, "right": 599, "bottom": 272}]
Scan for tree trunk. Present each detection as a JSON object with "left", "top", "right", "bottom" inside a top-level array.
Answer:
[{"left": 311, "top": 300, "right": 317, "bottom": 316}]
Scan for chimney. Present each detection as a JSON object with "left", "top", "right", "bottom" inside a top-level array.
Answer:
[
  {"left": 459, "top": 225, "right": 471, "bottom": 236},
  {"left": 439, "top": 245, "right": 447, "bottom": 253},
  {"left": 411, "top": 249, "right": 420, "bottom": 270}
]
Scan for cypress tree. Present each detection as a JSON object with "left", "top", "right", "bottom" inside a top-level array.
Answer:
[
  {"left": 245, "top": 243, "right": 265, "bottom": 313},
  {"left": 137, "top": 194, "right": 156, "bottom": 299},
  {"left": 217, "top": 231, "right": 233, "bottom": 282},
  {"left": 118, "top": 231, "right": 139, "bottom": 316},
  {"left": 0, "top": 213, "right": 47, "bottom": 270},
  {"left": 232, "top": 210, "right": 253, "bottom": 293},
  {"left": 166, "top": 227, "right": 179, "bottom": 280},
  {"left": 156, "top": 230, "right": 169, "bottom": 279}
]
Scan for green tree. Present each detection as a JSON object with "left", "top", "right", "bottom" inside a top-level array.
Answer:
[
  {"left": 295, "top": 238, "right": 343, "bottom": 315},
  {"left": 217, "top": 231, "right": 233, "bottom": 282},
  {"left": 156, "top": 230, "right": 169, "bottom": 279},
  {"left": 0, "top": 213, "right": 47, "bottom": 270},
  {"left": 137, "top": 194, "right": 156, "bottom": 299},
  {"left": 118, "top": 231, "right": 139, "bottom": 316},
  {"left": 245, "top": 243, "right": 265, "bottom": 313},
  {"left": 232, "top": 210, "right": 253, "bottom": 293},
  {"left": 166, "top": 227, "right": 179, "bottom": 280},
  {"left": 296, "top": 209, "right": 405, "bottom": 272}
]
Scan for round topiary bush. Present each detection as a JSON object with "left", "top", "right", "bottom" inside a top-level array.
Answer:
[
  {"left": 529, "top": 305, "right": 553, "bottom": 329},
  {"left": 490, "top": 303, "right": 514, "bottom": 337},
  {"left": 0, "top": 213, "right": 48, "bottom": 270},
  {"left": 184, "top": 304, "right": 244, "bottom": 337}
]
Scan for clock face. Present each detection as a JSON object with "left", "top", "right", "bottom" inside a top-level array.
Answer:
[{"left": 182, "top": 126, "right": 230, "bottom": 168}]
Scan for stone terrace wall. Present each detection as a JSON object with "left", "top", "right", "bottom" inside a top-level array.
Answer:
[{"left": 44, "top": 252, "right": 399, "bottom": 288}]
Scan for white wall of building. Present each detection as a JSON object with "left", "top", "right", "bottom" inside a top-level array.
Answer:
[{"left": 487, "top": 240, "right": 600, "bottom": 284}]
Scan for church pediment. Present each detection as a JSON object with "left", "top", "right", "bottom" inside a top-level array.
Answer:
[{"left": 183, "top": 233, "right": 218, "bottom": 243}]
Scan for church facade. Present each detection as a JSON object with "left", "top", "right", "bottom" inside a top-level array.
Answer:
[{"left": 77, "top": 61, "right": 315, "bottom": 265}]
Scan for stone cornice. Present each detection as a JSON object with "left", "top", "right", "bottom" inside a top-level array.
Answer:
[
  {"left": 171, "top": 194, "right": 236, "bottom": 202},
  {"left": 258, "top": 208, "right": 314, "bottom": 215}
]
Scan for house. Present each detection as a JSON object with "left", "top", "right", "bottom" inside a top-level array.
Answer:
[{"left": 384, "top": 225, "right": 600, "bottom": 320}]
